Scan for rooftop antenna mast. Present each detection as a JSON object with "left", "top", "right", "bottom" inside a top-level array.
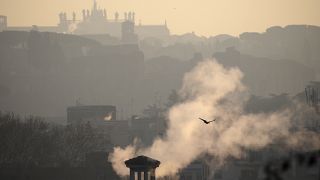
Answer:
[{"left": 305, "top": 81, "right": 320, "bottom": 114}]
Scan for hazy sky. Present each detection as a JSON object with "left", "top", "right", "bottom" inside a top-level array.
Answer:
[{"left": 1, "top": 0, "right": 319, "bottom": 36}]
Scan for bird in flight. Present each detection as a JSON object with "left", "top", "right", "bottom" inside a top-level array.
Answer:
[{"left": 199, "top": 118, "right": 216, "bottom": 124}]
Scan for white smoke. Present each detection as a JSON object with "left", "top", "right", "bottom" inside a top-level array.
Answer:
[
  {"left": 68, "top": 22, "right": 78, "bottom": 33},
  {"left": 109, "top": 59, "right": 320, "bottom": 177},
  {"left": 104, "top": 112, "right": 113, "bottom": 121}
]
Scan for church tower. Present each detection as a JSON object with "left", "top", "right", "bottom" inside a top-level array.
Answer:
[
  {"left": 122, "top": 18, "right": 138, "bottom": 44},
  {"left": 0, "top": 15, "right": 7, "bottom": 31}
]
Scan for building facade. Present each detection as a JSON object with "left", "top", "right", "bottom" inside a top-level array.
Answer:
[{"left": 3, "top": 1, "right": 170, "bottom": 40}]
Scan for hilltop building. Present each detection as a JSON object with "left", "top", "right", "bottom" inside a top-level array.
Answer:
[
  {"left": 121, "top": 20, "right": 138, "bottom": 43},
  {"left": 0, "top": 15, "right": 7, "bottom": 31},
  {"left": 2, "top": 0, "right": 170, "bottom": 41}
]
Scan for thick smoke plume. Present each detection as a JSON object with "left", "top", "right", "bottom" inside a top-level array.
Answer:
[{"left": 109, "top": 59, "right": 320, "bottom": 177}]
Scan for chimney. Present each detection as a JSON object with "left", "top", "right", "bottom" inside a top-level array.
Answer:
[{"left": 125, "top": 155, "right": 160, "bottom": 180}]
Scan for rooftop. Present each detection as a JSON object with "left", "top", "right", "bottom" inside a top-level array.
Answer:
[{"left": 125, "top": 155, "right": 160, "bottom": 169}]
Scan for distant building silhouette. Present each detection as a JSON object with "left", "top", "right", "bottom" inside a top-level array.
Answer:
[
  {"left": 135, "top": 21, "right": 170, "bottom": 40},
  {"left": 0, "top": 15, "right": 7, "bottom": 31},
  {"left": 72, "top": 1, "right": 169, "bottom": 39},
  {"left": 3, "top": 1, "right": 170, "bottom": 40},
  {"left": 122, "top": 20, "right": 138, "bottom": 44},
  {"left": 67, "top": 105, "right": 117, "bottom": 125}
]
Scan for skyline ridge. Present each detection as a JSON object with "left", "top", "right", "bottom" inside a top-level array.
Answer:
[{"left": 1, "top": 0, "right": 319, "bottom": 36}]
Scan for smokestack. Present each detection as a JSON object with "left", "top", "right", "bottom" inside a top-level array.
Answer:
[{"left": 125, "top": 156, "right": 160, "bottom": 180}]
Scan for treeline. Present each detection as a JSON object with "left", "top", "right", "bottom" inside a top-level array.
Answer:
[{"left": 0, "top": 112, "right": 107, "bottom": 168}]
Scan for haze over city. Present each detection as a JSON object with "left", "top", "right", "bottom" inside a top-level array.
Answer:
[
  {"left": 1, "top": 0, "right": 320, "bottom": 36},
  {"left": 0, "top": 0, "right": 320, "bottom": 180}
]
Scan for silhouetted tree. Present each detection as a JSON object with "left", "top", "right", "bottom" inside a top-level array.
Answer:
[
  {"left": 0, "top": 112, "right": 53, "bottom": 167},
  {"left": 58, "top": 122, "right": 99, "bottom": 167},
  {"left": 0, "top": 112, "right": 104, "bottom": 168}
]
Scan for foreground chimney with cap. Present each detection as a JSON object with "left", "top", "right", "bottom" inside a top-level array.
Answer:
[{"left": 125, "top": 155, "right": 160, "bottom": 180}]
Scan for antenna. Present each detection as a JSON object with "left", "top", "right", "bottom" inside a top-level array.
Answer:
[{"left": 305, "top": 81, "right": 320, "bottom": 114}]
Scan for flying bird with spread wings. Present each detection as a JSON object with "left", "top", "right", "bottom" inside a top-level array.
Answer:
[{"left": 199, "top": 118, "right": 216, "bottom": 124}]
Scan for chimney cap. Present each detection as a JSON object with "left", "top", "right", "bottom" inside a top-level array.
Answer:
[{"left": 125, "top": 155, "right": 160, "bottom": 170}]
